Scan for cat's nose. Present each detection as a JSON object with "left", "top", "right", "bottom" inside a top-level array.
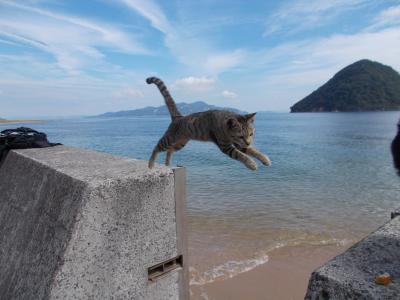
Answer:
[{"left": 245, "top": 140, "right": 251, "bottom": 146}]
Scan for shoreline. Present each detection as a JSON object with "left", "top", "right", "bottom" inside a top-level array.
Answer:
[
  {"left": 190, "top": 243, "right": 349, "bottom": 300},
  {"left": 0, "top": 120, "right": 42, "bottom": 124}
]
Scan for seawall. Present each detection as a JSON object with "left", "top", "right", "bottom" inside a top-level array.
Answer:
[
  {"left": 0, "top": 146, "right": 189, "bottom": 300},
  {"left": 305, "top": 210, "right": 400, "bottom": 299}
]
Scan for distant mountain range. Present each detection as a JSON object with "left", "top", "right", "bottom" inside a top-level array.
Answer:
[
  {"left": 291, "top": 59, "right": 400, "bottom": 112},
  {"left": 92, "top": 101, "right": 246, "bottom": 117}
]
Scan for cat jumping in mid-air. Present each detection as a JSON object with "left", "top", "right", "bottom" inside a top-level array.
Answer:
[{"left": 146, "top": 77, "right": 271, "bottom": 170}]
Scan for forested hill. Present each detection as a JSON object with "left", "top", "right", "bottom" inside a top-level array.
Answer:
[
  {"left": 290, "top": 59, "right": 400, "bottom": 112},
  {"left": 92, "top": 101, "right": 246, "bottom": 117}
]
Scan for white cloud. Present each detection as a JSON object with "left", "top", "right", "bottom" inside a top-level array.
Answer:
[
  {"left": 113, "top": 86, "right": 144, "bottom": 99},
  {"left": 118, "top": 0, "right": 173, "bottom": 34},
  {"left": 368, "top": 5, "right": 400, "bottom": 30},
  {"left": 221, "top": 90, "right": 237, "bottom": 99},
  {"left": 239, "top": 24, "right": 400, "bottom": 79},
  {"left": 310, "top": 28, "right": 400, "bottom": 71},
  {"left": 0, "top": 75, "right": 153, "bottom": 117},
  {"left": 264, "top": 0, "right": 370, "bottom": 36},
  {"left": 204, "top": 50, "right": 246, "bottom": 75},
  {"left": 173, "top": 76, "right": 215, "bottom": 91},
  {"left": 0, "top": 37, "right": 18, "bottom": 45},
  {"left": 1, "top": 1, "right": 145, "bottom": 53},
  {"left": 117, "top": 0, "right": 246, "bottom": 76},
  {"left": 0, "top": 1, "right": 147, "bottom": 73}
]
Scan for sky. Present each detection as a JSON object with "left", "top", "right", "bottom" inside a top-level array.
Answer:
[{"left": 1, "top": 0, "right": 400, "bottom": 118}]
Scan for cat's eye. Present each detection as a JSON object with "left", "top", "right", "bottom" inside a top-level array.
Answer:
[{"left": 240, "top": 136, "right": 244, "bottom": 138}]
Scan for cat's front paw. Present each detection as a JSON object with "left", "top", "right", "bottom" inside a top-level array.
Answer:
[
  {"left": 245, "top": 159, "right": 258, "bottom": 171},
  {"left": 261, "top": 155, "right": 271, "bottom": 166}
]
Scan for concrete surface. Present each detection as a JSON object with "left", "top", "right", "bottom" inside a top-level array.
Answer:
[
  {"left": 0, "top": 146, "right": 188, "bottom": 300},
  {"left": 305, "top": 217, "right": 400, "bottom": 299}
]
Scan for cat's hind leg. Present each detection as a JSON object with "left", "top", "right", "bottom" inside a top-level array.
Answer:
[
  {"left": 148, "top": 135, "right": 170, "bottom": 168},
  {"left": 148, "top": 147, "right": 160, "bottom": 168},
  {"left": 165, "top": 149, "right": 173, "bottom": 166},
  {"left": 165, "top": 140, "right": 187, "bottom": 166},
  {"left": 149, "top": 135, "right": 187, "bottom": 168}
]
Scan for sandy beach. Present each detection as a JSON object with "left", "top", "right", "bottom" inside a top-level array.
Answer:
[
  {"left": 190, "top": 243, "right": 349, "bottom": 300},
  {"left": 0, "top": 120, "right": 42, "bottom": 124}
]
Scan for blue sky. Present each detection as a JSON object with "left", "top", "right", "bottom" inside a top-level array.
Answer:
[{"left": 1, "top": 0, "right": 400, "bottom": 118}]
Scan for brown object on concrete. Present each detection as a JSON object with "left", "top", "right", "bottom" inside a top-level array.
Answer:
[{"left": 375, "top": 273, "right": 393, "bottom": 286}]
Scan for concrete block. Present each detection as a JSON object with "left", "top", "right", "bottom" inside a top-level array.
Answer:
[
  {"left": 0, "top": 146, "right": 189, "bottom": 300},
  {"left": 305, "top": 217, "right": 400, "bottom": 299}
]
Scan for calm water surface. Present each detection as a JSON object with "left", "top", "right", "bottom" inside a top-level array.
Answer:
[{"left": 2, "top": 112, "right": 399, "bottom": 283}]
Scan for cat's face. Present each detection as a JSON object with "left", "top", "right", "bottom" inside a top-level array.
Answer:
[{"left": 227, "top": 113, "right": 256, "bottom": 148}]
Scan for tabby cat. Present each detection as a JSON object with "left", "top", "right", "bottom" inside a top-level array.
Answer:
[{"left": 146, "top": 77, "right": 271, "bottom": 170}]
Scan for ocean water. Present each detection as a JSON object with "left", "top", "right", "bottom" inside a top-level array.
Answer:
[{"left": 2, "top": 112, "right": 399, "bottom": 284}]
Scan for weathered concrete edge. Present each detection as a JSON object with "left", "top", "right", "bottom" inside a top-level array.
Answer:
[
  {"left": 173, "top": 167, "right": 190, "bottom": 300},
  {"left": 0, "top": 147, "right": 187, "bottom": 300},
  {"left": 0, "top": 150, "right": 91, "bottom": 300}
]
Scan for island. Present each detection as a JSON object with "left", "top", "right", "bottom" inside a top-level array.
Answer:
[
  {"left": 290, "top": 59, "right": 400, "bottom": 112},
  {"left": 91, "top": 101, "right": 246, "bottom": 118}
]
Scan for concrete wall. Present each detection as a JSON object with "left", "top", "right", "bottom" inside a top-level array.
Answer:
[
  {"left": 0, "top": 146, "right": 189, "bottom": 300},
  {"left": 305, "top": 211, "right": 400, "bottom": 299}
]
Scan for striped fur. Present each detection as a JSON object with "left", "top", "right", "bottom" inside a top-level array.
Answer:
[
  {"left": 146, "top": 77, "right": 182, "bottom": 120},
  {"left": 146, "top": 77, "right": 271, "bottom": 170}
]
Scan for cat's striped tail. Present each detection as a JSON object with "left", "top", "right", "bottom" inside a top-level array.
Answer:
[{"left": 146, "top": 77, "right": 182, "bottom": 120}]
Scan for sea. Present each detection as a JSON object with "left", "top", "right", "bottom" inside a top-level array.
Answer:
[{"left": 2, "top": 111, "right": 399, "bottom": 285}]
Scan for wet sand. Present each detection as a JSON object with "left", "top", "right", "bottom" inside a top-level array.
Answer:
[{"left": 190, "top": 243, "right": 349, "bottom": 300}]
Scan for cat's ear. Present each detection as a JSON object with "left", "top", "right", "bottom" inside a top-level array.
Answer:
[
  {"left": 227, "top": 118, "right": 240, "bottom": 129},
  {"left": 245, "top": 113, "right": 256, "bottom": 123}
]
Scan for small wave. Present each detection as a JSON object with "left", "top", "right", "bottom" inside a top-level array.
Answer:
[
  {"left": 279, "top": 237, "right": 353, "bottom": 248},
  {"left": 190, "top": 253, "right": 269, "bottom": 286},
  {"left": 189, "top": 237, "right": 353, "bottom": 286},
  {"left": 316, "top": 238, "right": 352, "bottom": 247}
]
